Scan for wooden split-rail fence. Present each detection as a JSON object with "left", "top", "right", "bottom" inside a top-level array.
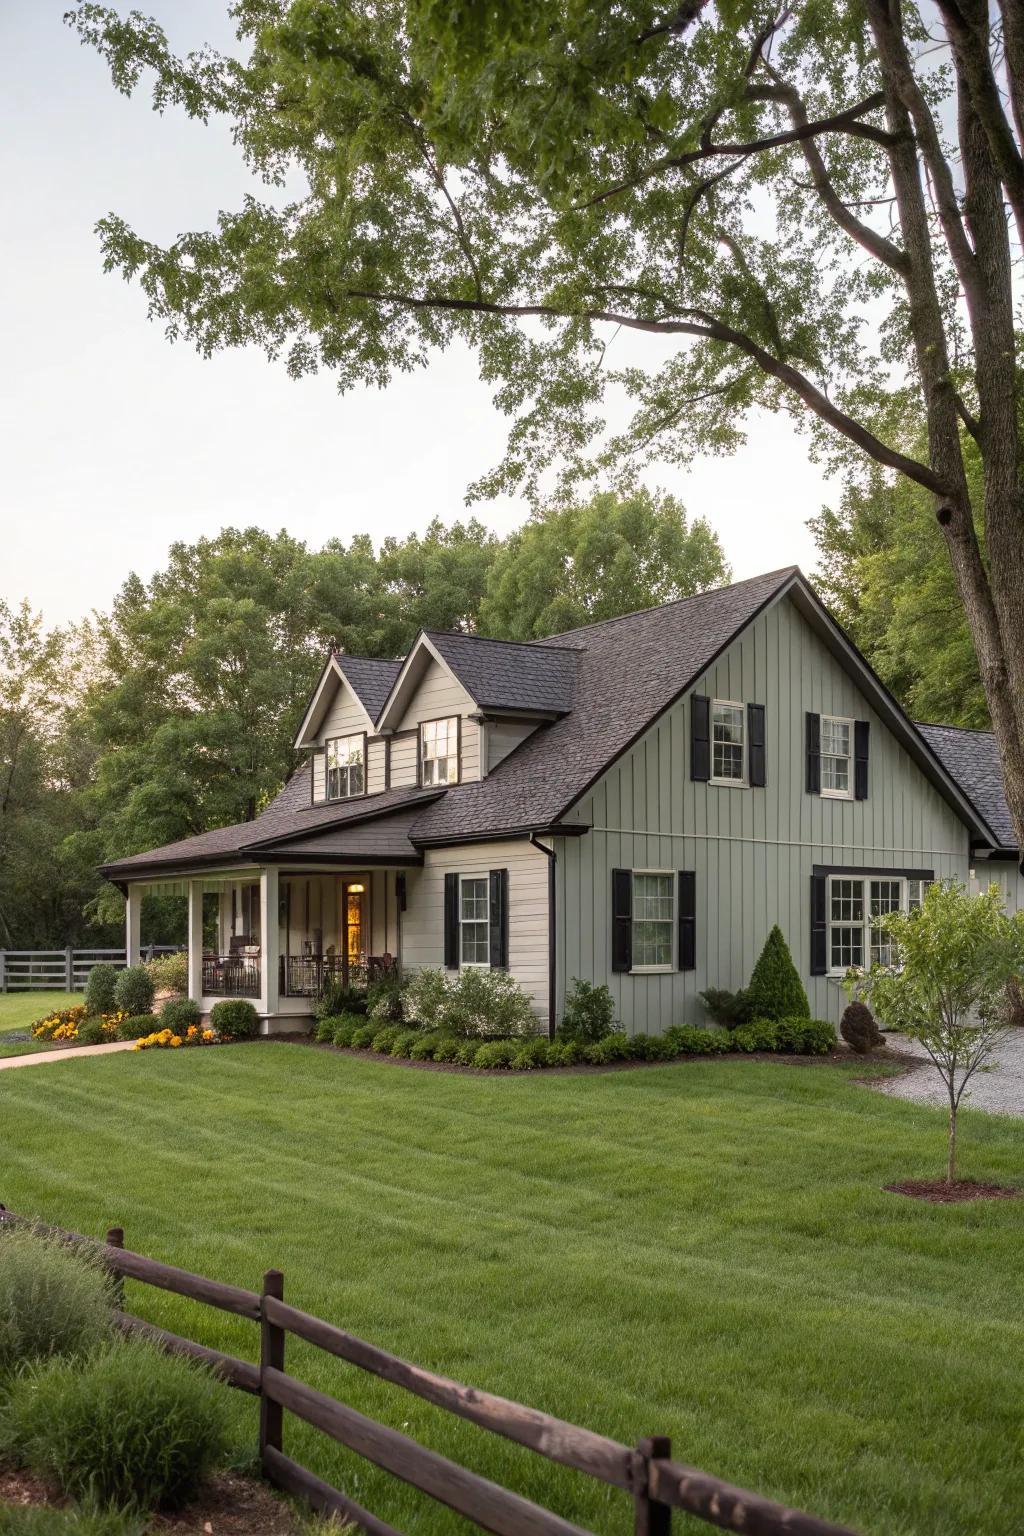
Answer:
[
  {"left": 0, "top": 1207, "right": 859, "bottom": 1536},
  {"left": 0, "top": 946, "right": 180, "bottom": 993}
]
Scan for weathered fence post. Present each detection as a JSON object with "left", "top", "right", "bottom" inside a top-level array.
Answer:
[
  {"left": 635, "top": 1436, "right": 673, "bottom": 1536},
  {"left": 259, "top": 1269, "right": 285, "bottom": 1468},
  {"left": 65, "top": 948, "right": 74, "bottom": 991},
  {"left": 105, "top": 1226, "right": 125, "bottom": 1310},
  {"left": 0, "top": 951, "right": 5, "bottom": 993}
]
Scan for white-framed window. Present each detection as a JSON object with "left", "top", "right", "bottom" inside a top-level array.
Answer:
[
  {"left": 632, "top": 870, "right": 675, "bottom": 971},
  {"left": 421, "top": 717, "right": 459, "bottom": 786},
  {"left": 326, "top": 735, "right": 364, "bottom": 800},
  {"left": 459, "top": 875, "right": 490, "bottom": 966},
  {"left": 821, "top": 715, "right": 853, "bottom": 798},
  {"left": 711, "top": 700, "right": 745, "bottom": 783},
  {"left": 827, "top": 875, "right": 930, "bottom": 975}
]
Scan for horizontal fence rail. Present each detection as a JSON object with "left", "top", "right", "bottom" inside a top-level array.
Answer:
[
  {"left": 0, "top": 1206, "right": 860, "bottom": 1536},
  {"left": 0, "top": 946, "right": 180, "bottom": 992}
]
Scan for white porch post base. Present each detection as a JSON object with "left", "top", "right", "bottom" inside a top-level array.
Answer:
[
  {"left": 187, "top": 881, "right": 204, "bottom": 1002},
  {"left": 259, "top": 867, "right": 280, "bottom": 1031},
  {"left": 125, "top": 884, "right": 142, "bottom": 968}
]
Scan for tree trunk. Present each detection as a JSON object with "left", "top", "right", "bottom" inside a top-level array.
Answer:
[{"left": 947, "top": 1094, "right": 958, "bottom": 1185}]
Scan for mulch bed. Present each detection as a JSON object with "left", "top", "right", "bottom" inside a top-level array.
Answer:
[
  {"left": 0, "top": 1469, "right": 309, "bottom": 1534},
  {"left": 884, "top": 1178, "right": 1020, "bottom": 1203}
]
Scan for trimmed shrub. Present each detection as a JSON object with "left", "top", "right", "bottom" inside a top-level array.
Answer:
[
  {"left": 315, "top": 1016, "right": 337, "bottom": 1042},
  {"left": 790, "top": 1017, "right": 837, "bottom": 1055},
  {"left": 331, "top": 1014, "right": 364, "bottom": 1047},
  {"left": 76, "top": 1017, "right": 109, "bottom": 1046},
  {"left": 446, "top": 968, "right": 536, "bottom": 1039},
  {"left": 0, "top": 1337, "right": 230, "bottom": 1512},
  {"left": 628, "top": 1033, "right": 676, "bottom": 1061},
  {"left": 698, "top": 987, "right": 751, "bottom": 1028},
  {"left": 583, "top": 1031, "right": 633, "bottom": 1065},
  {"left": 389, "top": 1029, "right": 421, "bottom": 1058},
  {"left": 510, "top": 1037, "right": 551, "bottom": 1070},
  {"left": 547, "top": 1038, "right": 584, "bottom": 1066},
  {"left": 840, "top": 1001, "right": 885, "bottom": 1054},
  {"left": 84, "top": 963, "right": 119, "bottom": 1018},
  {"left": 370, "top": 1024, "right": 404, "bottom": 1055},
  {"left": 732, "top": 1016, "right": 835, "bottom": 1054},
  {"left": 0, "top": 1228, "right": 113, "bottom": 1374},
  {"left": 116, "top": 1014, "right": 161, "bottom": 1042},
  {"left": 159, "top": 998, "right": 201, "bottom": 1033},
  {"left": 431, "top": 1036, "right": 462, "bottom": 1063},
  {"left": 144, "top": 951, "right": 188, "bottom": 995},
  {"left": 745, "top": 926, "right": 810, "bottom": 1021},
  {"left": 367, "top": 970, "right": 405, "bottom": 1022},
  {"left": 558, "top": 980, "right": 616, "bottom": 1044},
  {"left": 454, "top": 1038, "right": 481, "bottom": 1066},
  {"left": 113, "top": 966, "right": 155, "bottom": 1019},
  {"left": 409, "top": 1032, "right": 442, "bottom": 1061},
  {"left": 473, "top": 1040, "right": 519, "bottom": 1069},
  {"left": 349, "top": 1022, "right": 378, "bottom": 1049},
  {"left": 665, "top": 1025, "right": 731, "bottom": 1055},
  {"left": 209, "top": 999, "right": 260, "bottom": 1041}
]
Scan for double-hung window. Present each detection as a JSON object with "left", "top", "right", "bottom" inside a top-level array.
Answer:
[
  {"left": 711, "top": 701, "right": 745, "bottom": 783},
  {"left": 632, "top": 871, "right": 675, "bottom": 970},
  {"left": 326, "top": 735, "right": 364, "bottom": 800},
  {"left": 821, "top": 716, "right": 853, "bottom": 798},
  {"left": 827, "top": 875, "right": 930, "bottom": 975},
  {"left": 421, "top": 717, "right": 459, "bottom": 785},
  {"left": 459, "top": 876, "right": 490, "bottom": 966}
]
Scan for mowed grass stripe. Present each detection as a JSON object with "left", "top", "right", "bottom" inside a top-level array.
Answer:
[{"left": 0, "top": 1043, "right": 1021, "bottom": 1534}]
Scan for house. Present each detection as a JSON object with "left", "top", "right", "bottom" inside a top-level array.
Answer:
[{"left": 100, "top": 567, "right": 1022, "bottom": 1036}]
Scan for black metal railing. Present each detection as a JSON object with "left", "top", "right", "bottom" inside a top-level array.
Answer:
[
  {"left": 280, "top": 955, "right": 371, "bottom": 998},
  {"left": 201, "top": 954, "right": 261, "bottom": 998}
]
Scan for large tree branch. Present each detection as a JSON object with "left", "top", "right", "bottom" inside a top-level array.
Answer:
[
  {"left": 580, "top": 91, "right": 892, "bottom": 209},
  {"left": 343, "top": 285, "right": 945, "bottom": 491},
  {"left": 998, "top": 0, "right": 1024, "bottom": 151}
]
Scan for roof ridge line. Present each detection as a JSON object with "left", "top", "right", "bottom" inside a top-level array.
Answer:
[
  {"left": 536, "top": 566, "right": 801, "bottom": 644},
  {"left": 915, "top": 718, "right": 994, "bottom": 737},
  {"left": 422, "top": 628, "right": 585, "bottom": 654}
]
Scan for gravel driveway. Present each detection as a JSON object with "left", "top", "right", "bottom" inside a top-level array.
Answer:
[{"left": 877, "top": 1029, "right": 1024, "bottom": 1118}]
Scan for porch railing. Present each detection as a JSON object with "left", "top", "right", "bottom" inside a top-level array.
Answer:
[
  {"left": 201, "top": 954, "right": 261, "bottom": 999},
  {"left": 280, "top": 955, "right": 369, "bottom": 998}
]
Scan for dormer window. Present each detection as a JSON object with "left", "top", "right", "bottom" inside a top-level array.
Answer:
[
  {"left": 326, "top": 735, "right": 365, "bottom": 800},
  {"left": 421, "top": 717, "right": 459, "bottom": 786}
]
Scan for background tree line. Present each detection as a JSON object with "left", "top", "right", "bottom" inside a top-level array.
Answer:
[{"left": 0, "top": 488, "right": 728, "bottom": 947}]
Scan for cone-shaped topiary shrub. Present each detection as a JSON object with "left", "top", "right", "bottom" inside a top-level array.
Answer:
[
  {"left": 84, "top": 964, "right": 119, "bottom": 1018},
  {"left": 745, "top": 926, "right": 810, "bottom": 1020},
  {"left": 840, "top": 1000, "right": 884, "bottom": 1054},
  {"left": 113, "top": 966, "right": 155, "bottom": 1019}
]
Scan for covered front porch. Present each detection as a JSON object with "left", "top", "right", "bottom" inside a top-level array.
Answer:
[{"left": 126, "top": 864, "right": 408, "bottom": 1032}]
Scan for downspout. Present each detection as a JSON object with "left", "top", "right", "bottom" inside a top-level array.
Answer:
[{"left": 529, "top": 834, "right": 557, "bottom": 1040}]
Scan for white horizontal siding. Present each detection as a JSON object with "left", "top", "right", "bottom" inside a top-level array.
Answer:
[
  {"left": 402, "top": 839, "right": 549, "bottom": 1027},
  {"left": 367, "top": 739, "right": 387, "bottom": 794}
]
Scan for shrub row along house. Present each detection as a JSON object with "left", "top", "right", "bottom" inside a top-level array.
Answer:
[{"left": 100, "top": 568, "right": 1023, "bottom": 1035}]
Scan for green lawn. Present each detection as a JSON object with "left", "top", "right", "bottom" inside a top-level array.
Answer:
[
  {"left": 0, "top": 1045, "right": 1021, "bottom": 1535},
  {"left": 0, "top": 992, "right": 84, "bottom": 1058}
]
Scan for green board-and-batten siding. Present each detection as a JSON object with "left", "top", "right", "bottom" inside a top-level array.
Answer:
[{"left": 554, "top": 594, "right": 970, "bottom": 1032}]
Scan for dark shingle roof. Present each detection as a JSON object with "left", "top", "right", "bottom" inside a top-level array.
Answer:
[
  {"left": 422, "top": 631, "right": 578, "bottom": 716},
  {"left": 915, "top": 722, "right": 1015, "bottom": 850},
  {"left": 334, "top": 655, "right": 403, "bottom": 720},
  {"left": 409, "top": 568, "right": 798, "bottom": 843}
]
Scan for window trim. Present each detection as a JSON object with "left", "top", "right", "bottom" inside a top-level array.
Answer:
[
  {"left": 324, "top": 732, "right": 367, "bottom": 802},
  {"left": 458, "top": 873, "right": 490, "bottom": 969},
  {"left": 709, "top": 698, "right": 747, "bottom": 787},
  {"left": 419, "top": 716, "right": 461, "bottom": 787},
  {"left": 630, "top": 868, "right": 676, "bottom": 974},
  {"left": 825, "top": 873, "right": 928, "bottom": 977},
  {"left": 820, "top": 713, "right": 854, "bottom": 801}
]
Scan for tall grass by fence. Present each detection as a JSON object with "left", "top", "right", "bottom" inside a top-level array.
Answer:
[
  {"left": 0, "top": 1205, "right": 859, "bottom": 1536},
  {"left": 0, "top": 947, "right": 179, "bottom": 993}
]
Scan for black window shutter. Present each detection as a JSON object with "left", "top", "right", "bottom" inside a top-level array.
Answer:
[
  {"left": 678, "top": 872, "right": 696, "bottom": 971},
  {"left": 747, "top": 703, "right": 766, "bottom": 788},
  {"left": 443, "top": 872, "right": 460, "bottom": 970},
  {"left": 806, "top": 712, "right": 821, "bottom": 793},
  {"left": 854, "top": 720, "right": 870, "bottom": 800},
  {"left": 810, "top": 873, "right": 828, "bottom": 976},
  {"left": 691, "top": 695, "right": 711, "bottom": 782},
  {"left": 488, "top": 869, "right": 509, "bottom": 969},
  {"left": 611, "top": 869, "right": 632, "bottom": 973},
  {"left": 395, "top": 873, "right": 407, "bottom": 913}
]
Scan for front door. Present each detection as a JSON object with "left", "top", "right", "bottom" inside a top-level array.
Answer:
[{"left": 342, "top": 880, "right": 367, "bottom": 984}]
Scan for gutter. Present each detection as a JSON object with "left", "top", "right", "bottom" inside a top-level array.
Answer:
[{"left": 529, "top": 834, "right": 558, "bottom": 1040}]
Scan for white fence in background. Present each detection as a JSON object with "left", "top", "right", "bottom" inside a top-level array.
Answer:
[{"left": 0, "top": 946, "right": 180, "bottom": 993}]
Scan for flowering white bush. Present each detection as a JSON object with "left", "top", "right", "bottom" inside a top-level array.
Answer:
[{"left": 401, "top": 966, "right": 535, "bottom": 1038}]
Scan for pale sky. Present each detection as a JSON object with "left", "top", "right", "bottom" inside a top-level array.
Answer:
[{"left": 0, "top": 2, "right": 832, "bottom": 628}]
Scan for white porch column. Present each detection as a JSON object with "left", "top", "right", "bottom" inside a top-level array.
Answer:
[
  {"left": 187, "top": 880, "right": 204, "bottom": 1003},
  {"left": 259, "top": 866, "right": 280, "bottom": 1026},
  {"left": 125, "top": 884, "right": 142, "bottom": 967}
]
